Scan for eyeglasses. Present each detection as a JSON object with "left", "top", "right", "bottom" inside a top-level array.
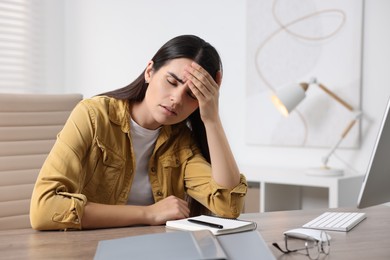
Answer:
[{"left": 272, "top": 231, "right": 330, "bottom": 260}]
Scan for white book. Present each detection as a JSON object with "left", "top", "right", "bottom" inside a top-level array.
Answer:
[{"left": 166, "top": 215, "right": 257, "bottom": 236}]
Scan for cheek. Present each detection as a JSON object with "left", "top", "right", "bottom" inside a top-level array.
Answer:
[
  {"left": 184, "top": 101, "right": 199, "bottom": 115},
  {"left": 191, "top": 101, "right": 199, "bottom": 111},
  {"left": 146, "top": 81, "right": 168, "bottom": 101}
]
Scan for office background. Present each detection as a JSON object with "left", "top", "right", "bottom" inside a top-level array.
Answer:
[{"left": 2, "top": 0, "right": 390, "bottom": 182}]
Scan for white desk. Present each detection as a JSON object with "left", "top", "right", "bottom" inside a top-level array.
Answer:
[{"left": 241, "top": 165, "right": 365, "bottom": 212}]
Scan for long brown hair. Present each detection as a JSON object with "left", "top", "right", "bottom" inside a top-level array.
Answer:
[{"left": 101, "top": 35, "right": 223, "bottom": 216}]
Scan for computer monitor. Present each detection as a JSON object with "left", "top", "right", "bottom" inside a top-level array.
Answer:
[{"left": 357, "top": 97, "right": 390, "bottom": 208}]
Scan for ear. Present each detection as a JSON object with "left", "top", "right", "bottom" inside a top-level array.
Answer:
[{"left": 144, "top": 60, "right": 154, "bottom": 83}]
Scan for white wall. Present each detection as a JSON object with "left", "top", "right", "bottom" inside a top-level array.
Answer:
[
  {"left": 63, "top": 0, "right": 245, "bottom": 99},
  {"left": 59, "top": 0, "right": 390, "bottom": 175},
  {"left": 43, "top": 0, "right": 65, "bottom": 93}
]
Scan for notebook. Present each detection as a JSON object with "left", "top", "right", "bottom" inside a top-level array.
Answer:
[
  {"left": 94, "top": 230, "right": 227, "bottom": 260},
  {"left": 165, "top": 215, "right": 257, "bottom": 235}
]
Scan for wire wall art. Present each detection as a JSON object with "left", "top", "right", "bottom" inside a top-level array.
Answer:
[{"left": 246, "top": 0, "right": 363, "bottom": 148}]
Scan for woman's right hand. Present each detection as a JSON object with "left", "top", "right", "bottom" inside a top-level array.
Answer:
[
  {"left": 81, "top": 196, "right": 190, "bottom": 229},
  {"left": 145, "top": 195, "right": 190, "bottom": 225}
]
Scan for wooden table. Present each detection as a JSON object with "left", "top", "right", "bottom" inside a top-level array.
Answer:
[{"left": 1, "top": 205, "right": 389, "bottom": 259}]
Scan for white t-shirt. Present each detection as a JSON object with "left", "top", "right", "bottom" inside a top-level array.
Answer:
[{"left": 127, "top": 119, "right": 160, "bottom": 206}]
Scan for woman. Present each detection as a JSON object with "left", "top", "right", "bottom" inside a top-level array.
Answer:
[{"left": 30, "top": 35, "right": 247, "bottom": 230}]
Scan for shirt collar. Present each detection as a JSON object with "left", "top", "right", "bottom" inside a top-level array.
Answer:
[{"left": 108, "top": 97, "right": 130, "bottom": 133}]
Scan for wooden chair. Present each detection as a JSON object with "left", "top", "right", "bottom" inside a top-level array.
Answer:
[{"left": 0, "top": 93, "right": 82, "bottom": 230}]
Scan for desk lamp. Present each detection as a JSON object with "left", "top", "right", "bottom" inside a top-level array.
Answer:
[{"left": 271, "top": 78, "right": 362, "bottom": 176}]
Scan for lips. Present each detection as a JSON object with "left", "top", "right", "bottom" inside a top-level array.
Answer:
[{"left": 161, "top": 105, "right": 177, "bottom": 116}]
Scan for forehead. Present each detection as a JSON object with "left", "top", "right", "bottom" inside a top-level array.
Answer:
[{"left": 160, "top": 58, "right": 193, "bottom": 73}]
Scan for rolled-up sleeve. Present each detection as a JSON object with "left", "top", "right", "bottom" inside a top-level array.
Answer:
[
  {"left": 30, "top": 101, "right": 93, "bottom": 230},
  {"left": 184, "top": 153, "right": 248, "bottom": 218}
]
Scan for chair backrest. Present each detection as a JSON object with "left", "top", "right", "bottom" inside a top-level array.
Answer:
[{"left": 0, "top": 93, "right": 83, "bottom": 230}]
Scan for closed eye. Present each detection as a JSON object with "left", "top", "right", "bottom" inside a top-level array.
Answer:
[
  {"left": 167, "top": 72, "right": 196, "bottom": 100},
  {"left": 167, "top": 78, "right": 177, "bottom": 86},
  {"left": 167, "top": 72, "right": 184, "bottom": 84}
]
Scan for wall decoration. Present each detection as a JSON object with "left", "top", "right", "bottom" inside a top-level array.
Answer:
[{"left": 246, "top": 0, "right": 363, "bottom": 148}]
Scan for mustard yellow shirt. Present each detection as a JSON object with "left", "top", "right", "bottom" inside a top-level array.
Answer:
[{"left": 30, "top": 96, "right": 247, "bottom": 230}]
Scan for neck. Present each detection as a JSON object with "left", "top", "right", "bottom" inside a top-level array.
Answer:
[{"left": 131, "top": 102, "right": 161, "bottom": 130}]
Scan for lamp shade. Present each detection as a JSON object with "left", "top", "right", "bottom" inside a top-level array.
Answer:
[{"left": 271, "top": 83, "right": 306, "bottom": 116}]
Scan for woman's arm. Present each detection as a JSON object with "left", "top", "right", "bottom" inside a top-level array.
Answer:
[
  {"left": 81, "top": 196, "right": 190, "bottom": 229},
  {"left": 31, "top": 99, "right": 190, "bottom": 230},
  {"left": 201, "top": 117, "right": 241, "bottom": 188},
  {"left": 185, "top": 62, "right": 240, "bottom": 189}
]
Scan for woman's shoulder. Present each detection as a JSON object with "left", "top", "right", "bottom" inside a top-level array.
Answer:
[
  {"left": 80, "top": 96, "right": 127, "bottom": 112},
  {"left": 86, "top": 96, "right": 129, "bottom": 125},
  {"left": 81, "top": 95, "right": 112, "bottom": 107}
]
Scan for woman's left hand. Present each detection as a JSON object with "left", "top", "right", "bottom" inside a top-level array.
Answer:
[
  {"left": 185, "top": 62, "right": 222, "bottom": 124},
  {"left": 185, "top": 63, "right": 241, "bottom": 190}
]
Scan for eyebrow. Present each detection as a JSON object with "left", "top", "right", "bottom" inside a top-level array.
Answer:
[{"left": 167, "top": 72, "right": 185, "bottom": 84}]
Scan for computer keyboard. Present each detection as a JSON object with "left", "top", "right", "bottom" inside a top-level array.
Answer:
[{"left": 302, "top": 212, "right": 366, "bottom": 232}]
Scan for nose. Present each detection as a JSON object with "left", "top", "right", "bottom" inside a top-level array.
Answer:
[{"left": 170, "top": 87, "right": 186, "bottom": 105}]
